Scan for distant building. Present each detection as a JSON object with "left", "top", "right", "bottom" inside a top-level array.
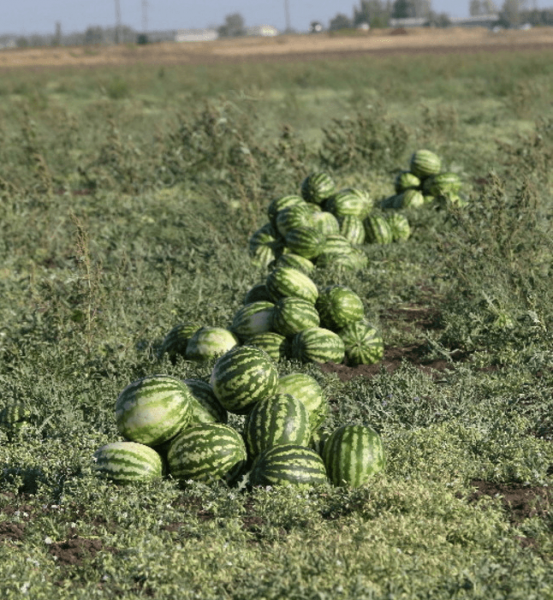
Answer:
[
  {"left": 175, "top": 29, "right": 218, "bottom": 43},
  {"left": 310, "top": 21, "right": 324, "bottom": 33},
  {"left": 389, "top": 17, "right": 428, "bottom": 28},
  {"left": 246, "top": 25, "right": 279, "bottom": 37},
  {"left": 449, "top": 14, "right": 500, "bottom": 28}
]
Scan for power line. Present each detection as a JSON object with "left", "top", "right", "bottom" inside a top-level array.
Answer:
[
  {"left": 284, "top": 0, "right": 291, "bottom": 32},
  {"left": 114, "top": 0, "right": 121, "bottom": 44}
]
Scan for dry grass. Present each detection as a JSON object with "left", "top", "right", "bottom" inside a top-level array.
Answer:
[{"left": 1, "top": 27, "right": 553, "bottom": 70}]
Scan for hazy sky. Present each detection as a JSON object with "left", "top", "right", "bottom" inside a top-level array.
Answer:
[{"left": 3, "top": 1, "right": 551, "bottom": 35}]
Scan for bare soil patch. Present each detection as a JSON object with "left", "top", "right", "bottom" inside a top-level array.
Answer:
[
  {"left": 49, "top": 536, "right": 103, "bottom": 566},
  {"left": 1, "top": 28, "right": 553, "bottom": 71},
  {"left": 468, "top": 479, "right": 551, "bottom": 523}
]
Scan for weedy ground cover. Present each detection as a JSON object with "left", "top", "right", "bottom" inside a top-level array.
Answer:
[{"left": 0, "top": 48, "right": 553, "bottom": 598}]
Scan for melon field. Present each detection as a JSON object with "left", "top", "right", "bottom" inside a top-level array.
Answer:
[{"left": 1, "top": 43, "right": 553, "bottom": 598}]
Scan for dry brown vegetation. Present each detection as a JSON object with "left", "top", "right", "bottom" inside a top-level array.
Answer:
[{"left": 1, "top": 26, "right": 553, "bottom": 70}]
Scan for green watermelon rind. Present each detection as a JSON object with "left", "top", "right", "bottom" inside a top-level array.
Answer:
[{"left": 93, "top": 441, "right": 164, "bottom": 484}]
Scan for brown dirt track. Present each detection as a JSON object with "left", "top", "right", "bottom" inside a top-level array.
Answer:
[{"left": 1, "top": 27, "right": 553, "bottom": 71}]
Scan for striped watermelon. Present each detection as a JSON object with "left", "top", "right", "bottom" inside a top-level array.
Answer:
[
  {"left": 394, "top": 171, "right": 421, "bottom": 194},
  {"left": 322, "top": 425, "right": 385, "bottom": 487},
  {"left": 339, "top": 216, "right": 366, "bottom": 245},
  {"left": 244, "top": 332, "right": 289, "bottom": 363},
  {"left": 244, "top": 283, "right": 272, "bottom": 305},
  {"left": 268, "top": 195, "right": 305, "bottom": 227},
  {"left": 231, "top": 301, "right": 274, "bottom": 340},
  {"left": 284, "top": 227, "right": 326, "bottom": 260},
  {"left": 186, "top": 327, "right": 239, "bottom": 361},
  {"left": 324, "top": 188, "right": 372, "bottom": 219},
  {"left": 309, "top": 428, "right": 330, "bottom": 455},
  {"left": 316, "top": 251, "right": 367, "bottom": 271},
  {"left": 301, "top": 172, "right": 336, "bottom": 205},
  {"left": 244, "top": 393, "right": 310, "bottom": 458},
  {"left": 271, "top": 297, "right": 320, "bottom": 337},
  {"left": 158, "top": 322, "right": 200, "bottom": 360},
  {"left": 249, "top": 223, "right": 282, "bottom": 269},
  {"left": 250, "top": 245, "right": 277, "bottom": 269},
  {"left": 115, "top": 374, "right": 192, "bottom": 447},
  {"left": 210, "top": 346, "right": 278, "bottom": 414},
  {"left": 291, "top": 327, "right": 345, "bottom": 364},
  {"left": 393, "top": 189, "right": 424, "bottom": 209},
  {"left": 339, "top": 320, "right": 384, "bottom": 366},
  {"left": 320, "top": 234, "right": 353, "bottom": 256},
  {"left": 316, "top": 286, "right": 365, "bottom": 331},
  {"left": 0, "top": 402, "right": 32, "bottom": 441},
  {"left": 277, "top": 373, "right": 328, "bottom": 431},
  {"left": 93, "top": 442, "right": 164, "bottom": 484},
  {"left": 428, "top": 172, "right": 462, "bottom": 197},
  {"left": 272, "top": 253, "right": 315, "bottom": 276},
  {"left": 250, "top": 444, "right": 328, "bottom": 488},
  {"left": 410, "top": 149, "right": 441, "bottom": 179},
  {"left": 311, "top": 211, "right": 340, "bottom": 236},
  {"left": 266, "top": 267, "right": 318, "bottom": 304},
  {"left": 364, "top": 214, "right": 393, "bottom": 245},
  {"left": 387, "top": 213, "right": 411, "bottom": 242},
  {"left": 183, "top": 379, "right": 228, "bottom": 424},
  {"left": 275, "top": 205, "right": 314, "bottom": 238},
  {"left": 167, "top": 423, "right": 247, "bottom": 482}
]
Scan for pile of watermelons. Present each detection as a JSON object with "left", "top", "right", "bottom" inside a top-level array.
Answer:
[
  {"left": 381, "top": 149, "right": 464, "bottom": 209},
  {"left": 93, "top": 349, "right": 385, "bottom": 488},
  {"left": 92, "top": 149, "right": 460, "bottom": 489}
]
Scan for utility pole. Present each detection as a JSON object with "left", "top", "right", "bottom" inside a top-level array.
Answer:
[
  {"left": 114, "top": 0, "right": 122, "bottom": 44},
  {"left": 142, "top": 0, "right": 148, "bottom": 33},
  {"left": 284, "top": 0, "right": 291, "bottom": 32}
]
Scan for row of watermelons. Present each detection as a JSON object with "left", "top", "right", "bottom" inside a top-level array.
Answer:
[
  {"left": 381, "top": 149, "right": 464, "bottom": 210},
  {"left": 161, "top": 274, "right": 384, "bottom": 367},
  {"left": 94, "top": 347, "right": 385, "bottom": 489}
]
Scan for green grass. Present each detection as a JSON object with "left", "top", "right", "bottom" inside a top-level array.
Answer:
[{"left": 1, "top": 48, "right": 553, "bottom": 598}]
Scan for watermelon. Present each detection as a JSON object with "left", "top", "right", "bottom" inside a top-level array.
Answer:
[
  {"left": 244, "top": 283, "right": 272, "bottom": 305},
  {"left": 320, "top": 234, "right": 353, "bottom": 256},
  {"left": 250, "top": 244, "right": 277, "bottom": 269},
  {"left": 266, "top": 267, "right": 318, "bottom": 304},
  {"left": 183, "top": 379, "right": 228, "bottom": 424},
  {"left": 394, "top": 171, "right": 421, "bottom": 194},
  {"left": 186, "top": 327, "right": 239, "bottom": 361},
  {"left": 339, "top": 216, "right": 366, "bottom": 245},
  {"left": 393, "top": 189, "right": 424, "bottom": 209},
  {"left": 271, "top": 297, "right": 320, "bottom": 337},
  {"left": 316, "top": 251, "right": 367, "bottom": 271},
  {"left": 167, "top": 423, "right": 247, "bottom": 482},
  {"left": 275, "top": 205, "right": 314, "bottom": 238},
  {"left": 93, "top": 442, "right": 164, "bottom": 484},
  {"left": 428, "top": 172, "right": 462, "bottom": 197},
  {"left": 268, "top": 195, "right": 305, "bottom": 227},
  {"left": 250, "top": 444, "right": 328, "bottom": 488},
  {"left": 249, "top": 223, "right": 280, "bottom": 255},
  {"left": 210, "top": 346, "right": 279, "bottom": 414},
  {"left": 322, "top": 424, "right": 385, "bottom": 487},
  {"left": 291, "top": 327, "right": 345, "bottom": 364},
  {"left": 277, "top": 373, "right": 328, "bottom": 431},
  {"left": 158, "top": 322, "right": 200, "bottom": 360},
  {"left": 364, "top": 214, "right": 393, "bottom": 245},
  {"left": 309, "top": 428, "right": 330, "bottom": 455},
  {"left": 311, "top": 211, "right": 341, "bottom": 236},
  {"left": 244, "top": 332, "right": 289, "bottom": 363},
  {"left": 284, "top": 226, "right": 326, "bottom": 260},
  {"left": 301, "top": 172, "right": 336, "bottom": 205},
  {"left": 115, "top": 374, "right": 192, "bottom": 447},
  {"left": 387, "top": 213, "right": 411, "bottom": 242},
  {"left": 231, "top": 301, "right": 274, "bottom": 340},
  {"left": 410, "top": 149, "right": 441, "bottom": 179},
  {"left": 272, "top": 253, "right": 315, "bottom": 276},
  {"left": 316, "top": 286, "right": 365, "bottom": 331},
  {"left": 338, "top": 320, "right": 384, "bottom": 366},
  {"left": 244, "top": 393, "right": 311, "bottom": 458},
  {"left": 324, "top": 188, "right": 372, "bottom": 219},
  {"left": 0, "top": 402, "right": 31, "bottom": 441}
]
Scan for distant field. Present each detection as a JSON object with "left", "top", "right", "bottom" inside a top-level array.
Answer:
[{"left": 1, "top": 26, "right": 553, "bottom": 70}]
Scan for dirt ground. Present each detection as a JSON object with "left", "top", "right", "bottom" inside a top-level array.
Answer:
[{"left": 1, "top": 27, "right": 553, "bottom": 71}]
